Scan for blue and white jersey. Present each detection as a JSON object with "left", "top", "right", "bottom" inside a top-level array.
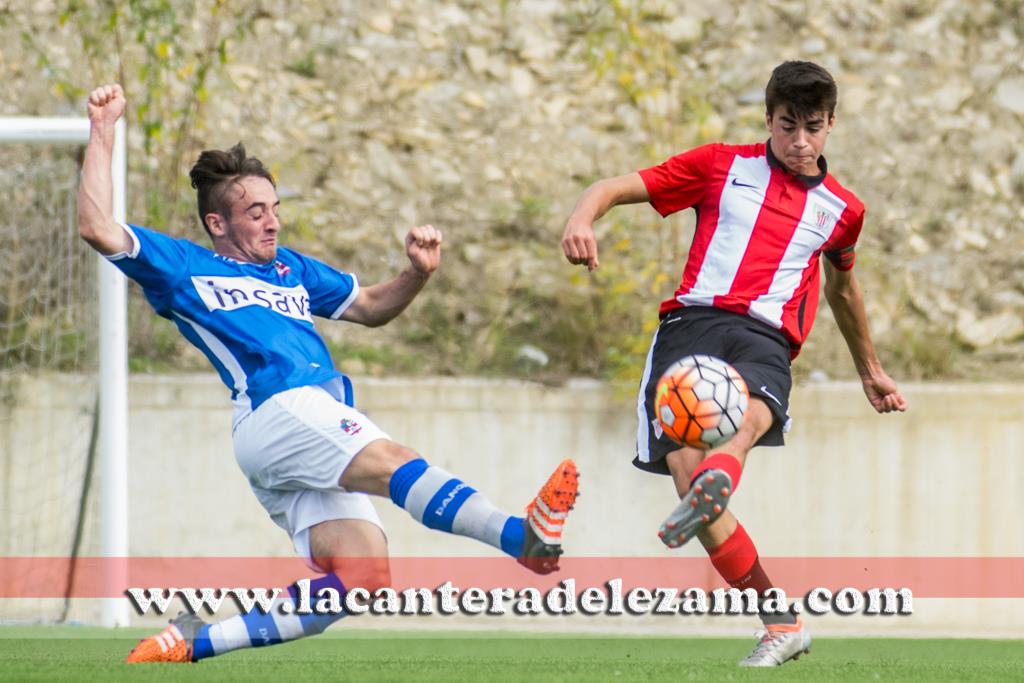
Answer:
[{"left": 106, "top": 223, "right": 359, "bottom": 423}]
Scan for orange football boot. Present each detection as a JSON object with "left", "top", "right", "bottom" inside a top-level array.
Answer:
[
  {"left": 126, "top": 612, "right": 206, "bottom": 663},
  {"left": 518, "top": 458, "right": 579, "bottom": 574}
]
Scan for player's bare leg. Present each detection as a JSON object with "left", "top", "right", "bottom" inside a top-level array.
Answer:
[
  {"left": 338, "top": 438, "right": 418, "bottom": 496},
  {"left": 309, "top": 518, "right": 391, "bottom": 588},
  {"left": 658, "top": 398, "right": 773, "bottom": 547}
]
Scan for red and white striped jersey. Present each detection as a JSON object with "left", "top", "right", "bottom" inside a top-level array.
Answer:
[{"left": 639, "top": 141, "right": 864, "bottom": 358}]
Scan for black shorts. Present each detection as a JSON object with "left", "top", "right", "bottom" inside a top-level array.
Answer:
[{"left": 634, "top": 306, "right": 793, "bottom": 475}]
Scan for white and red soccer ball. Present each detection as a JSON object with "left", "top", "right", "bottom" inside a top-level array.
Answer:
[{"left": 654, "top": 355, "right": 749, "bottom": 449}]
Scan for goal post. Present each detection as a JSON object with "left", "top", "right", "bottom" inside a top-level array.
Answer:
[{"left": 0, "top": 116, "right": 129, "bottom": 627}]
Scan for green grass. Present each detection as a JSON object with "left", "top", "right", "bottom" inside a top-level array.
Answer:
[{"left": 0, "top": 626, "right": 1021, "bottom": 682}]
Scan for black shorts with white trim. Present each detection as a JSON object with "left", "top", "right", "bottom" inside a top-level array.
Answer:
[{"left": 634, "top": 306, "right": 793, "bottom": 476}]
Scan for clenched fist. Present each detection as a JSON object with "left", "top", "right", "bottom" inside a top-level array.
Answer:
[
  {"left": 86, "top": 84, "right": 126, "bottom": 127},
  {"left": 405, "top": 224, "right": 442, "bottom": 275}
]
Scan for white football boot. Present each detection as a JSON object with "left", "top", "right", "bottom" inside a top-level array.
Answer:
[{"left": 738, "top": 619, "right": 812, "bottom": 667}]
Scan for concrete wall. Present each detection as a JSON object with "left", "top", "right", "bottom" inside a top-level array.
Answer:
[{"left": 2, "top": 374, "right": 1022, "bottom": 636}]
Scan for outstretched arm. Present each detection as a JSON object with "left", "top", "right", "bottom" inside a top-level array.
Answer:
[
  {"left": 78, "top": 84, "right": 133, "bottom": 255},
  {"left": 561, "top": 172, "right": 649, "bottom": 271},
  {"left": 823, "top": 261, "right": 908, "bottom": 413},
  {"left": 341, "top": 224, "right": 442, "bottom": 327}
]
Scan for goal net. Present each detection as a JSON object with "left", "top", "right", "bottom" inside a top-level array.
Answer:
[{"left": 0, "top": 142, "right": 101, "bottom": 623}]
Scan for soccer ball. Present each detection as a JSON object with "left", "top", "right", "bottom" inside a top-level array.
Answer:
[{"left": 654, "top": 355, "right": 749, "bottom": 449}]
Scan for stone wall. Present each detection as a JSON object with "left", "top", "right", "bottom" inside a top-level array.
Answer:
[{"left": 1, "top": 1, "right": 1023, "bottom": 381}]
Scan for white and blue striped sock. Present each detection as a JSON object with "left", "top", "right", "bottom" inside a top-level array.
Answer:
[
  {"left": 192, "top": 574, "right": 344, "bottom": 660},
  {"left": 389, "top": 458, "right": 524, "bottom": 556}
]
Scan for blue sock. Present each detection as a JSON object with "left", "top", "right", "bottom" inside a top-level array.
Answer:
[
  {"left": 389, "top": 458, "right": 524, "bottom": 556},
  {"left": 192, "top": 574, "right": 345, "bottom": 660}
]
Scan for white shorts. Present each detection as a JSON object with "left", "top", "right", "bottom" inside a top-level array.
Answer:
[{"left": 232, "top": 381, "right": 390, "bottom": 566}]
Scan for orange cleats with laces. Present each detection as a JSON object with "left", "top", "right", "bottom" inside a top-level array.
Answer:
[
  {"left": 518, "top": 458, "right": 579, "bottom": 574},
  {"left": 126, "top": 612, "right": 205, "bottom": 663}
]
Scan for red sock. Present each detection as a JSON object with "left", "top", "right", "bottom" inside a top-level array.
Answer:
[
  {"left": 708, "top": 523, "right": 763, "bottom": 589},
  {"left": 690, "top": 452, "right": 743, "bottom": 492},
  {"left": 708, "top": 524, "right": 795, "bottom": 625}
]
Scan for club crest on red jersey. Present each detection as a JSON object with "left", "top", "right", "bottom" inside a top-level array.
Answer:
[{"left": 814, "top": 204, "right": 837, "bottom": 231}]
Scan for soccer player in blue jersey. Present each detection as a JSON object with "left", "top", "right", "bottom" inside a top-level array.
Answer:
[{"left": 78, "top": 84, "right": 579, "bottom": 663}]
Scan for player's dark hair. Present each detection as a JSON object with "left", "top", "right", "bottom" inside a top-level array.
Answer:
[
  {"left": 189, "top": 143, "right": 276, "bottom": 235},
  {"left": 765, "top": 61, "right": 837, "bottom": 120}
]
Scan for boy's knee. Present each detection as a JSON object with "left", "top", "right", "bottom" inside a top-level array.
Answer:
[
  {"left": 358, "top": 565, "right": 392, "bottom": 595},
  {"left": 341, "top": 440, "right": 421, "bottom": 494},
  {"left": 378, "top": 441, "right": 421, "bottom": 471},
  {"left": 333, "top": 557, "right": 391, "bottom": 594}
]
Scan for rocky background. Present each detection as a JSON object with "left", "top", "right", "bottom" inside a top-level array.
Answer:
[{"left": 2, "top": 0, "right": 1023, "bottom": 386}]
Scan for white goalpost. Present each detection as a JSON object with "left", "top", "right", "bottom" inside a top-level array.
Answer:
[{"left": 0, "top": 116, "right": 129, "bottom": 627}]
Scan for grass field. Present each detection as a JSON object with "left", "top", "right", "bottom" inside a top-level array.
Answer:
[{"left": 1, "top": 627, "right": 1021, "bottom": 682}]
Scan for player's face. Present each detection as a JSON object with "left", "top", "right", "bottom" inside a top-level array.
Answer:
[
  {"left": 210, "top": 176, "right": 281, "bottom": 264},
  {"left": 766, "top": 106, "right": 834, "bottom": 176}
]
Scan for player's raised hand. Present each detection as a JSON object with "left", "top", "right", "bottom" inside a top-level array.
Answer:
[
  {"left": 862, "top": 371, "right": 908, "bottom": 413},
  {"left": 561, "top": 219, "right": 599, "bottom": 271},
  {"left": 405, "top": 224, "right": 442, "bottom": 275},
  {"left": 86, "top": 84, "right": 126, "bottom": 126}
]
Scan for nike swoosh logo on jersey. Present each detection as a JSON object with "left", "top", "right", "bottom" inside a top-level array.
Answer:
[
  {"left": 731, "top": 178, "right": 758, "bottom": 189},
  {"left": 759, "top": 385, "right": 783, "bottom": 407}
]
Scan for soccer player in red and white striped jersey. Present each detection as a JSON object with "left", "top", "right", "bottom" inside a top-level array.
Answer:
[{"left": 561, "top": 61, "right": 907, "bottom": 667}]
